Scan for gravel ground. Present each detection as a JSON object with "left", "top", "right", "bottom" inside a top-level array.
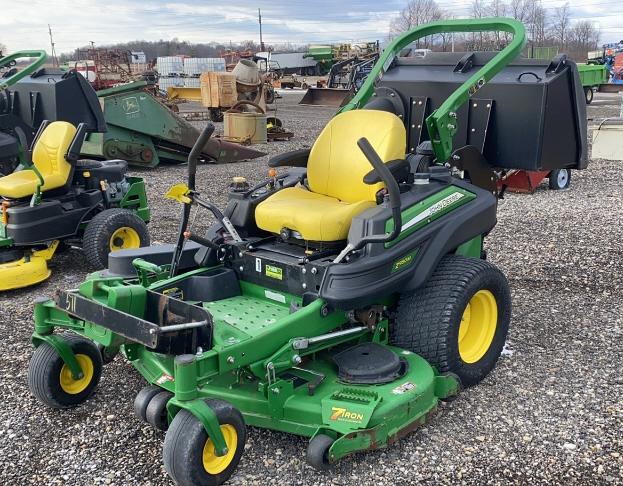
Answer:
[{"left": 1, "top": 90, "right": 622, "bottom": 485}]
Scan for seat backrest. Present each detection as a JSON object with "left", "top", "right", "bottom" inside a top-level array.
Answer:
[
  {"left": 32, "top": 121, "right": 76, "bottom": 190},
  {"left": 307, "top": 110, "right": 406, "bottom": 203}
]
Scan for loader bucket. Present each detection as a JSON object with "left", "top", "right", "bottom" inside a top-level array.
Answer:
[{"left": 299, "top": 87, "right": 352, "bottom": 106}]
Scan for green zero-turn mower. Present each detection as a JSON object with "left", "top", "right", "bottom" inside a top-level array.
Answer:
[
  {"left": 0, "top": 119, "right": 151, "bottom": 291},
  {"left": 0, "top": 51, "right": 151, "bottom": 291},
  {"left": 27, "top": 18, "right": 587, "bottom": 485}
]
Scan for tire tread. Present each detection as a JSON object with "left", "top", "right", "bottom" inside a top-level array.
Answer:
[
  {"left": 83, "top": 208, "right": 149, "bottom": 269},
  {"left": 390, "top": 255, "right": 511, "bottom": 386}
]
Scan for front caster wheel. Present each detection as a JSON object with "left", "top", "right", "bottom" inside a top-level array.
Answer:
[
  {"left": 28, "top": 333, "right": 103, "bottom": 408},
  {"left": 163, "top": 399, "right": 246, "bottom": 486},
  {"left": 307, "top": 434, "right": 335, "bottom": 471},
  {"left": 145, "top": 390, "right": 173, "bottom": 431},
  {"left": 134, "top": 384, "right": 163, "bottom": 422}
]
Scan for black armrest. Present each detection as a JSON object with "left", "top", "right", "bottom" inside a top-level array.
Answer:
[
  {"left": 268, "top": 148, "right": 310, "bottom": 168},
  {"left": 363, "top": 159, "right": 410, "bottom": 185},
  {"left": 66, "top": 123, "right": 88, "bottom": 162}
]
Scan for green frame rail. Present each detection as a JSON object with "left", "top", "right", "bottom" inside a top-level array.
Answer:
[
  {"left": 340, "top": 17, "right": 526, "bottom": 163},
  {"left": 0, "top": 50, "right": 47, "bottom": 91}
]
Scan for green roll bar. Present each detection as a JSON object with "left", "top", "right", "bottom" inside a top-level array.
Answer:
[
  {"left": 340, "top": 17, "right": 526, "bottom": 163},
  {"left": 0, "top": 50, "right": 48, "bottom": 91}
]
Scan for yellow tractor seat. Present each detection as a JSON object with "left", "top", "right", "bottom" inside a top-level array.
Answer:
[
  {"left": 0, "top": 121, "right": 77, "bottom": 199},
  {"left": 255, "top": 110, "right": 406, "bottom": 241}
]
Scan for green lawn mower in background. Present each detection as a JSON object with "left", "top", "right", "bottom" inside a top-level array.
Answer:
[
  {"left": 0, "top": 52, "right": 151, "bottom": 291},
  {"left": 0, "top": 120, "right": 151, "bottom": 291},
  {"left": 26, "top": 18, "right": 587, "bottom": 486}
]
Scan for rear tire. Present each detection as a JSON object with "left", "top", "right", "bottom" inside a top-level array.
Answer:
[
  {"left": 163, "top": 399, "right": 246, "bottom": 486},
  {"left": 548, "top": 169, "right": 571, "bottom": 190},
  {"left": 83, "top": 208, "right": 150, "bottom": 269},
  {"left": 28, "top": 333, "right": 103, "bottom": 408},
  {"left": 390, "top": 255, "right": 511, "bottom": 387}
]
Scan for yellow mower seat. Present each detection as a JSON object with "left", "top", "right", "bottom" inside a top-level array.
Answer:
[
  {"left": 255, "top": 110, "right": 406, "bottom": 241},
  {"left": 0, "top": 122, "right": 77, "bottom": 199}
]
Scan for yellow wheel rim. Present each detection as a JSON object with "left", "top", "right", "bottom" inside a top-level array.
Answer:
[
  {"left": 109, "top": 227, "right": 141, "bottom": 251},
  {"left": 458, "top": 290, "right": 498, "bottom": 364},
  {"left": 202, "top": 424, "right": 238, "bottom": 475},
  {"left": 59, "top": 354, "right": 94, "bottom": 395}
]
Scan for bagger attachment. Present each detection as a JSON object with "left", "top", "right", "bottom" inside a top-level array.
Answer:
[
  {"left": 0, "top": 51, "right": 106, "bottom": 174},
  {"left": 343, "top": 23, "right": 587, "bottom": 187}
]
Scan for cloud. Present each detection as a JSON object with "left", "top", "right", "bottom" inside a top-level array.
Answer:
[
  {"left": 2, "top": 0, "right": 621, "bottom": 53},
  {"left": 1, "top": 0, "right": 404, "bottom": 52}
]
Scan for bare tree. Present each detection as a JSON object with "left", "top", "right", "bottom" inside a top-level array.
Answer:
[
  {"left": 551, "top": 2, "right": 570, "bottom": 50},
  {"left": 390, "top": 0, "right": 444, "bottom": 48},
  {"left": 488, "top": 0, "right": 509, "bottom": 47},
  {"left": 509, "top": 0, "right": 531, "bottom": 22},
  {"left": 528, "top": 2, "right": 548, "bottom": 47},
  {"left": 569, "top": 20, "right": 600, "bottom": 55},
  {"left": 470, "top": 0, "right": 487, "bottom": 49}
]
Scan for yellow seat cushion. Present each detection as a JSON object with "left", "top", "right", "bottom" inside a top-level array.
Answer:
[
  {"left": 255, "top": 110, "right": 406, "bottom": 242},
  {"left": 0, "top": 170, "right": 41, "bottom": 199},
  {"left": 255, "top": 186, "right": 375, "bottom": 241},
  {"left": 0, "top": 121, "right": 76, "bottom": 199}
]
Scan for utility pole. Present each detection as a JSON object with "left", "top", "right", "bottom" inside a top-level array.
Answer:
[
  {"left": 48, "top": 24, "right": 59, "bottom": 67},
  {"left": 258, "top": 8, "right": 265, "bottom": 51}
]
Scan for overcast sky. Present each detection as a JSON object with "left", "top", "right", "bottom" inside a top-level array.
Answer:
[{"left": 1, "top": 0, "right": 622, "bottom": 54}]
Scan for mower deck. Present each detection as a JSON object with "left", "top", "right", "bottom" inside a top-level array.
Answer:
[
  {"left": 166, "top": 346, "right": 452, "bottom": 459},
  {"left": 0, "top": 242, "right": 57, "bottom": 291}
]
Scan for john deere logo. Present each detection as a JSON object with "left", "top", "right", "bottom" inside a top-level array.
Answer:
[
  {"left": 265, "top": 264, "right": 283, "bottom": 280},
  {"left": 122, "top": 96, "right": 140, "bottom": 114},
  {"left": 391, "top": 250, "right": 417, "bottom": 273},
  {"left": 330, "top": 407, "right": 364, "bottom": 423}
]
